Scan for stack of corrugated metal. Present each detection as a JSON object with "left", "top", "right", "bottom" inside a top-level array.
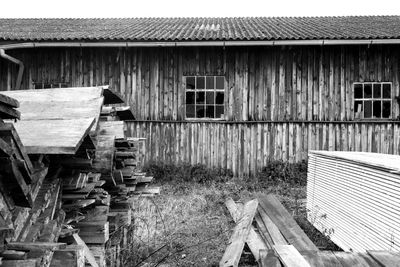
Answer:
[{"left": 307, "top": 151, "right": 400, "bottom": 253}]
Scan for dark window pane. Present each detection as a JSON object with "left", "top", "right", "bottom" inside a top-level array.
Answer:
[
  {"left": 373, "top": 101, "right": 381, "bottom": 118},
  {"left": 196, "top": 106, "right": 205, "bottom": 118},
  {"left": 206, "top": 92, "right": 214, "bottom": 104},
  {"left": 216, "top": 76, "right": 224, "bottom": 89},
  {"left": 383, "top": 83, "right": 391, "bottom": 98},
  {"left": 206, "top": 77, "right": 214, "bottom": 89},
  {"left": 205, "top": 105, "right": 215, "bottom": 118},
  {"left": 186, "top": 105, "right": 196, "bottom": 118},
  {"left": 373, "top": 84, "right": 381, "bottom": 98},
  {"left": 216, "top": 92, "right": 224, "bottom": 104},
  {"left": 364, "top": 101, "right": 372, "bottom": 118},
  {"left": 354, "top": 83, "right": 363, "bottom": 99},
  {"left": 215, "top": 105, "right": 224, "bottom": 119},
  {"left": 196, "top": 92, "right": 205, "bottom": 104},
  {"left": 186, "top": 92, "right": 195, "bottom": 104},
  {"left": 364, "top": 84, "right": 372, "bottom": 98},
  {"left": 186, "top": 77, "right": 195, "bottom": 89},
  {"left": 382, "top": 101, "right": 391, "bottom": 118},
  {"left": 196, "top": 77, "right": 205, "bottom": 89},
  {"left": 354, "top": 100, "right": 363, "bottom": 118}
]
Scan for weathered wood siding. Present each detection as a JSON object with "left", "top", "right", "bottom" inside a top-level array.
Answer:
[{"left": 0, "top": 45, "right": 400, "bottom": 175}]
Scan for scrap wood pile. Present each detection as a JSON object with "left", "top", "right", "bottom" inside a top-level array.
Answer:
[
  {"left": 0, "top": 86, "right": 160, "bottom": 267},
  {"left": 221, "top": 194, "right": 400, "bottom": 267},
  {"left": 307, "top": 151, "right": 400, "bottom": 253}
]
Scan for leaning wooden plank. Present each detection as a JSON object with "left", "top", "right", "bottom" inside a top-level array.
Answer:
[
  {"left": 257, "top": 206, "right": 287, "bottom": 246},
  {"left": 333, "top": 251, "right": 379, "bottom": 267},
  {"left": 258, "top": 249, "right": 282, "bottom": 267},
  {"left": 259, "top": 195, "right": 318, "bottom": 251},
  {"left": 12, "top": 118, "right": 95, "bottom": 154},
  {"left": 1, "top": 86, "right": 105, "bottom": 102},
  {"left": 72, "top": 234, "right": 100, "bottom": 267},
  {"left": 0, "top": 93, "right": 19, "bottom": 108},
  {"left": 0, "top": 137, "right": 13, "bottom": 157},
  {"left": 367, "top": 250, "right": 400, "bottom": 267},
  {"left": 0, "top": 123, "right": 34, "bottom": 172},
  {"left": 219, "top": 199, "right": 258, "bottom": 267},
  {"left": 7, "top": 242, "right": 66, "bottom": 251},
  {"left": 273, "top": 245, "right": 311, "bottom": 267},
  {"left": 225, "top": 198, "right": 269, "bottom": 260}
]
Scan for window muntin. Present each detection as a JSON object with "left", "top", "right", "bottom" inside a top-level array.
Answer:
[
  {"left": 354, "top": 82, "right": 392, "bottom": 119},
  {"left": 185, "top": 76, "right": 225, "bottom": 119}
]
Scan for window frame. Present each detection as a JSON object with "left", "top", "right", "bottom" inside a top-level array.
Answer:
[
  {"left": 184, "top": 75, "right": 225, "bottom": 121},
  {"left": 353, "top": 82, "right": 393, "bottom": 120}
]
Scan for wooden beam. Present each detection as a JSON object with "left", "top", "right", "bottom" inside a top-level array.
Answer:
[
  {"left": 220, "top": 199, "right": 258, "bottom": 267},
  {"left": 273, "top": 245, "right": 311, "bottom": 267},
  {"left": 72, "top": 234, "right": 99, "bottom": 267},
  {"left": 225, "top": 198, "right": 269, "bottom": 261}
]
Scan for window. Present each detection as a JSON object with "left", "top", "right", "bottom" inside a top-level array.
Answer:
[
  {"left": 185, "top": 76, "right": 225, "bottom": 119},
  {"left": 354, "top": 82, "right": 392, "bottom": 119}
]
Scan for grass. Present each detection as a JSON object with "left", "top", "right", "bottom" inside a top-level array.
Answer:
[{"left": 122, "top": 161, "right": 339, "bottom": 267}]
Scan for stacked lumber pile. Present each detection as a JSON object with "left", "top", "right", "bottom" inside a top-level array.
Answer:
[
  {"left": 307, "top": 151, "right": 400, "bottom": 253},
  {"left": 222, "top": 194, "right": 400, "bottom": 267},
  {"left": 0, "top": 93, "right": 67, "bottom": 266},
  {"left": 0, "top": 86, "right": 159, "bottom": 267}
]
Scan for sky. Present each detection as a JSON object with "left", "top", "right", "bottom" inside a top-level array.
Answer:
[{"left": 0, "top": 0, "right": 398, "bottom": 18}]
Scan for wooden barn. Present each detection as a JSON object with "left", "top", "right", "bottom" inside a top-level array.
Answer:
[{"left": 1, "top": 16, "right": 400, "bottom": 176}]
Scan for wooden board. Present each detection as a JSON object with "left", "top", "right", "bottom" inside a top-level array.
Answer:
[
  {"left": 11, "top": 118, "right": 95, "bottom": 154},
  {"left": 0, "top": 93, "right": 19, "bottom": 108},
  {"left": 72, "top": 234, "right": 99, "bottom": 267},
  {"left": 259, "top": 195, "right": 318, "bottom": 251},
  {"left": 16, "top": 97, "right": 103, "bottom": 133},
  {"left": 220, "top": 199, "right": 258, "bottom": 267},
  {"left": 98, "top": 121, "right": 125, "bottom": 139},
  {"left": 367, "top": 250, "right": 400, "bottom": 267},
  {"left": 1, "top": 87, "right": 105, "bottom": 102},
  {"left": 273, "top": 245, "right": 311, "bottom": 267},
  {"left": 225, "top": 198, "right": 269, "bottom": 260}
]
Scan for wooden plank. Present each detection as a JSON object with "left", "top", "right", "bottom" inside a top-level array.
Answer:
[
  {"left": 219, "top": 199, "right": 258, "bottom": 267},
  {"left": 72, "top": 234, "right": 100, "bottom": 267},
  {"left": 7, "top": 242, "right": 66, "bottom": 251},
  {"left": 225, "top": 198, "right": 269, "bottom": 260},
  {"left": 367, "top": 250, "right": 400, "bottom": 267},
  {"left": 258, "top": 249, "right": 282, "bottom": 267},
  {"left": 257, "top": 204, "right": 287, "bottom": 246},
  {"left": 259, "top": 195, "right": 318, "bottom": 251},
  {"left": 1, "top": 86, "right": 105, "bottom": 102},
  {"left": 273, "top": 245, "right": 311, "bottom": 267},
  {"left": 16, "top": 97, "right": 103, "bottom": 132},
  {"left": 0, "top": 93, "right": 19, "bottom": 108},
  {"left": 11, "top": 118, "right": 95, "bottom": 154}
]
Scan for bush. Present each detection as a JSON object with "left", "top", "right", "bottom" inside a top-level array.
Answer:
[
  {"left": 256, "top": 160, "right": 308, "bottom": 187},
  {"left": 143, "top": 161, "right": 233, "bottom": 184}
]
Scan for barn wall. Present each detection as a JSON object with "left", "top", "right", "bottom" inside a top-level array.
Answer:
[{"left": 1, "top": 45, "right": 400, "bottom": 176}]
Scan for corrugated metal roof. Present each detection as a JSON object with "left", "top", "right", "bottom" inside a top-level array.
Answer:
[{"left": 0, "top": 16, "right": 399, "bottom": 42}]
